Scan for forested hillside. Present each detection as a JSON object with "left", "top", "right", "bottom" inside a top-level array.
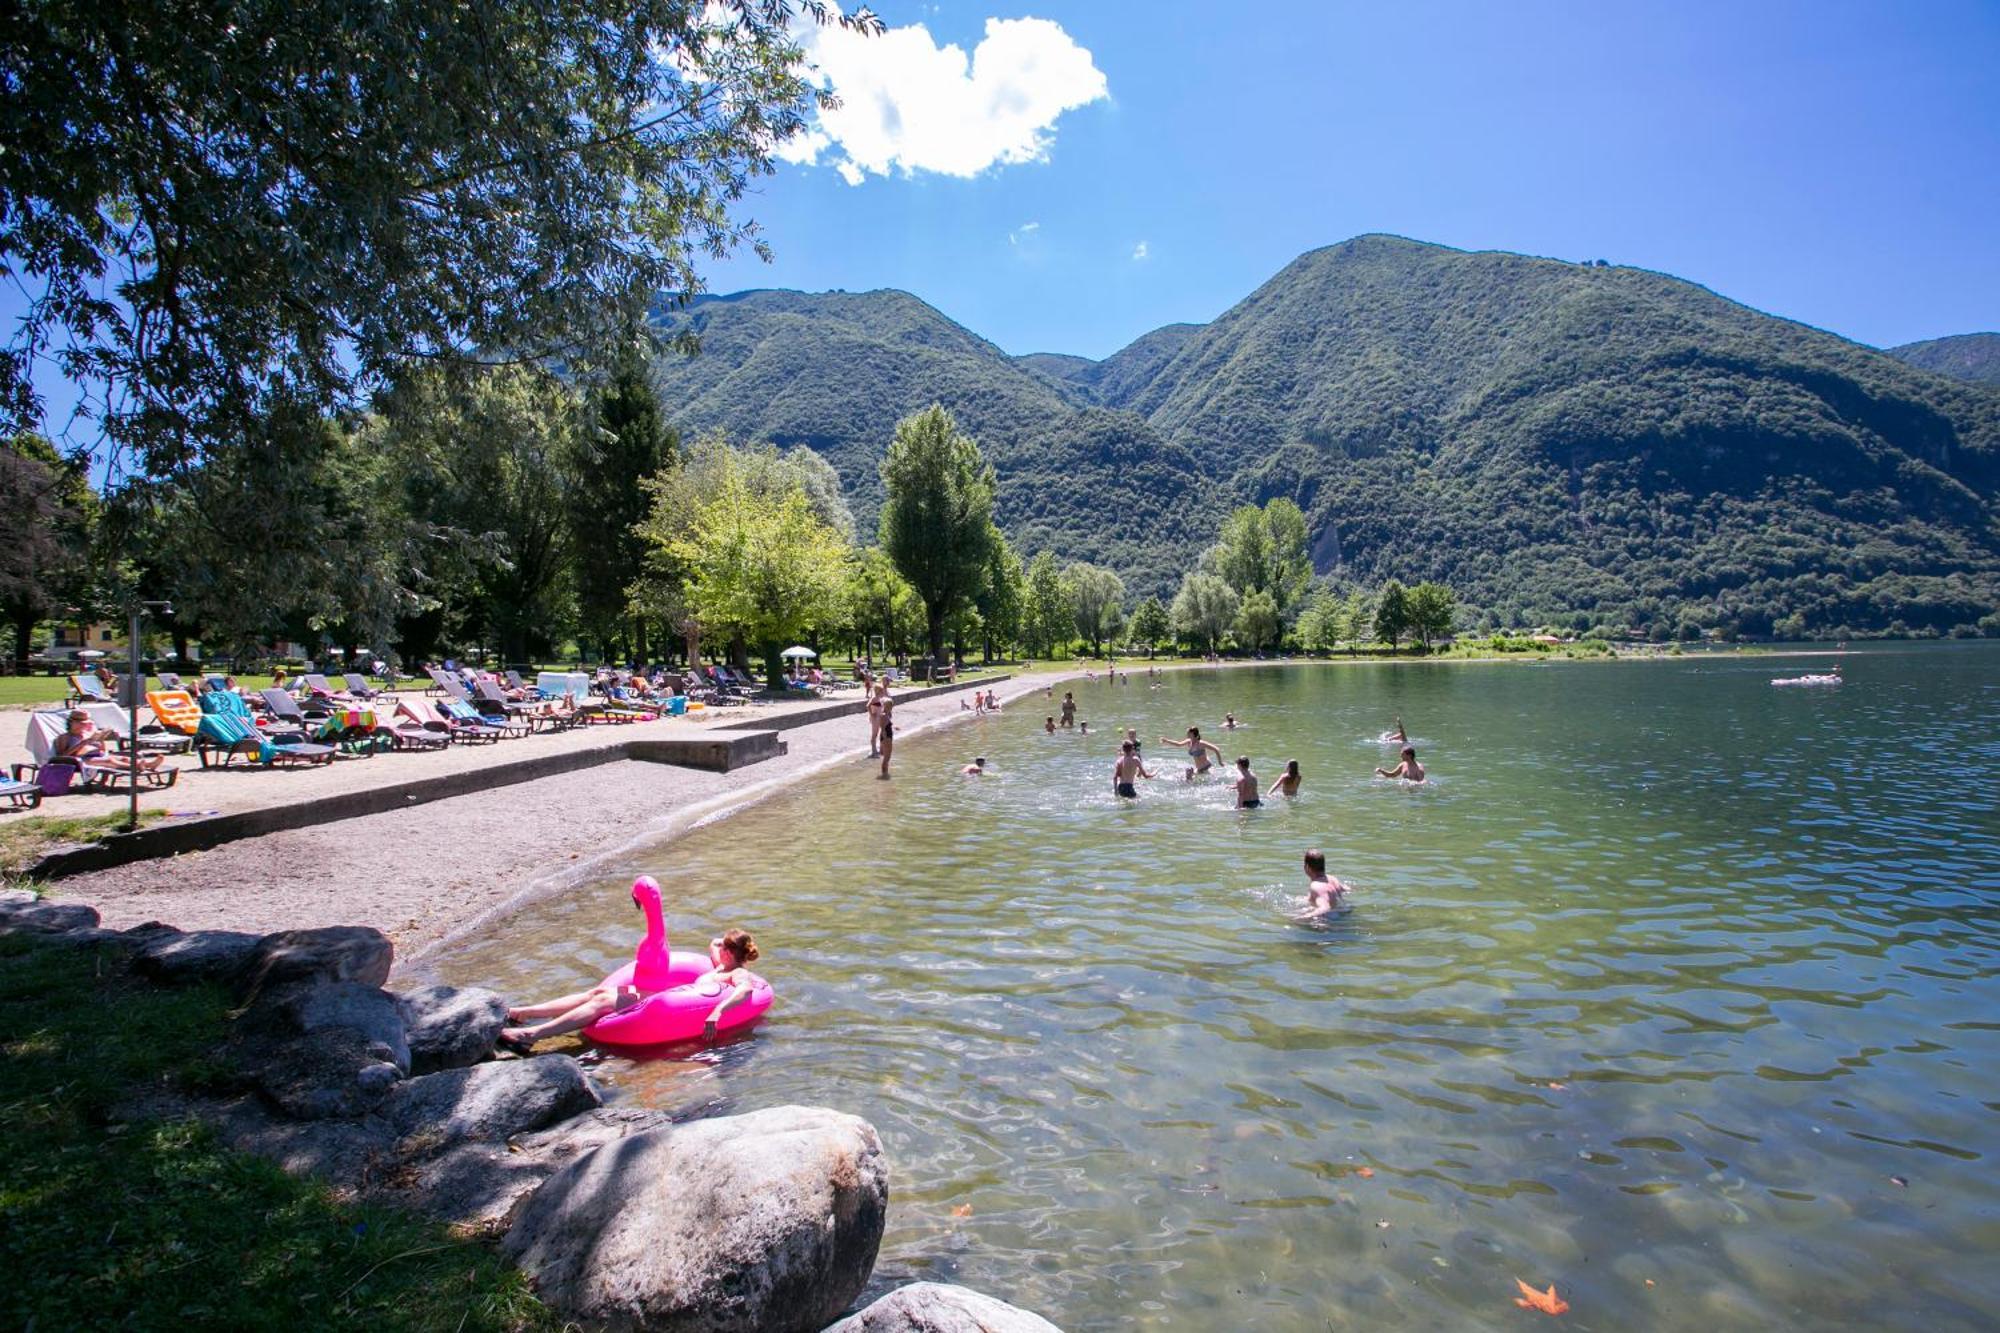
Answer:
[
  {"left": 1889, "top": 333, "right": 2000, "bottom": 387},
  {"left": 648, "top": 237, "right": 2000, "bottom": 636}
]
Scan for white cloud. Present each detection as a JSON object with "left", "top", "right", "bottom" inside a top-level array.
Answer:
[
  {"left": 1131, "top": 240, "right": 1149, "bottom": 261},
  {"left": 783, "top": 12, "right": 1108, "bottom": 184},
  {"left": 1009, "top": 220, "right": 1041, "bottom": 246}
]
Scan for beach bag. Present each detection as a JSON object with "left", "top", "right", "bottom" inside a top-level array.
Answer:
[{"left": 36, "top": 763, "right": 77, "bottom": 796}]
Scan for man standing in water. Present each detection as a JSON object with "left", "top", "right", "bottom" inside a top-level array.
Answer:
[
  {"left": 1376, "top": 746, "right": 1426, "bottom": 783},
  {"left": 1060, "top": 691, "right": 1077, "bottom": 728},
  {"left": 1234, "top": 756, "right": 1261, "bottom": 808},
  {"left": 1292, "top": 848, "right": 1350, "bottom": 919},
  {"left": 1162, "top": 726, "right": 1223, "bottom": 780},
  {"left": 1111, "top": 740, "right": 1154, "bottom": 799}
]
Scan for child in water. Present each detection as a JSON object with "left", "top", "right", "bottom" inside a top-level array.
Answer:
[
  {"left": 1291, "top": 849, "right": 1350, "bottom": 920},
  {"left": 1376, "top": 746, "right": 1426, "bottom": 783}
]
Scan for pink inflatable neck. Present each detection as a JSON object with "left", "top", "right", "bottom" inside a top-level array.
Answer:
[{"left": 630, "top": 876, "right": 673, "bottom": 992}]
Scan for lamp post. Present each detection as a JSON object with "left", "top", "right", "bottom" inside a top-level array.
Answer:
[{"left": 125, "top": 600, "right": 172, "bottom": 832}]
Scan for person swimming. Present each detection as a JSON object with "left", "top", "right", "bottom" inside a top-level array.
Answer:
[
  {"left": 1291, "top": 849, "right": 1350, "bottom": 920},
  {"left": 1111, "top": 740, "right": 1154, "bottom": 798},
  {"left": 1123, "top": 727, "right": 1142, "bottom": 754},
  {"left": 1272, "top": 759, "right": 1302, "bottom": 797},
  {"left": 1376, "top": 745, "right": 1426, "bottom": 783},
  {"left": 1387, "top": 715, "right": 1408, "bottom": 743},
  {"left": 1162, "top": 725, "right": 1223, "bottom": 780},
  {"left": 961, "top": 757, "right": 986, "bottom": 775},
  {"left": 1223, "top": 713, "right": 1239, "bottom": 730},
  {"left": 1234, "top": 756, "right": 1261, "bottom": 808},
  {"left": 1045, "top": 715, "right": 1057, "bottom": 734}
]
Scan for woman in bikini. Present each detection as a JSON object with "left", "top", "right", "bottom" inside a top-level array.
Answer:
[
  {"left": 867, "top": 684, "right": 885, "bottom": 757},
  {"left": 1271, "top": 759, "right": 1303, "bottom": 797},
  {"left": 877, "top": 694, "right": 895, "bottom": 778}
]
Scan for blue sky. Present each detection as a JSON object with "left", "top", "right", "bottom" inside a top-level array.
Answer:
[{"left": 703, "top": 0, "right": 2000, "bottom": 359}]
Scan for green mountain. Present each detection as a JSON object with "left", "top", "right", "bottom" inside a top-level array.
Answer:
[
  {"left": 1889, "top": 333, "right": 2000, "bottom": 387},
  {"left": 651, "top": 238, "right": 2000, "bottom": 636}
]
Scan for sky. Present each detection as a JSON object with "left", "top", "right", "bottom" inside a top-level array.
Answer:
[{"left": 698, "top": 0, "right": 2000, "bottom": 359}]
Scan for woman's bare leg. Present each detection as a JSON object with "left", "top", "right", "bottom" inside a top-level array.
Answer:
[
  {"left": 502, "top": 989, "right": 619, "bottom": 1044},
  {"left": 507, "top": 989, "right": 598, "bottom": 1022}
]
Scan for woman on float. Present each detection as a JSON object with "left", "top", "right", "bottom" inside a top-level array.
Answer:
[{"left": 499, "top": 930, "right": 764, "bottom": 1050}]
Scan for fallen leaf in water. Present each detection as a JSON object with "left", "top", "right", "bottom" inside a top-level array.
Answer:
[
  {"left": 1356, "top": 1167, "right": 1375, "bottom": 1178},
  {"left": 1514, "top": 1279, "right": 1569, "bottom": 1315},
  {"left": 951, "top": 1204, "right": 973, "bottom": 1218},
  {"left": 1890, "top": 1176, "right": 1908, "bottom": 1188}
]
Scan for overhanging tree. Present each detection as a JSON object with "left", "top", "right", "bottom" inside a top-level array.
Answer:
[
  {"left": 878, "top": 405, "right": 996, "bottom": 665},
  {"left": 0, "top": 1, "right": 880, "bottom": 477}
]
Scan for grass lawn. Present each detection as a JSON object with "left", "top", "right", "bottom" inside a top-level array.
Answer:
[
  {"left": 0, "top": 931, "right": 555, "bottom": 1331},
  {"left": 0, "top": 810, "right": 173, "bottom": 879}
]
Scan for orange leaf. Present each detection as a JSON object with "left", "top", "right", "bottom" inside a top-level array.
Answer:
[
  {"left": 951, "top": 1204, "right": 973, "bottom": 1218},
  {"left": 1513, "top": 1278, "right": 1569, "bottom": 1316},
  {"left": 1356, "top": 1166, "right": 1375, "bottom": 1178}
]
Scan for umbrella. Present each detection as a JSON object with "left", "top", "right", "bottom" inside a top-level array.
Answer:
[
  {"left": 76, "top": 649, "right": 106, "bottom": 659},
  {"left": 780, "top": 646, "right": 817, "bottom": 659}
]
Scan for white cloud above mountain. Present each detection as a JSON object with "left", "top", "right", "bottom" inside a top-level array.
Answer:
[{"left": 778, "top": 11, "right": 1108, "bottom": 184}]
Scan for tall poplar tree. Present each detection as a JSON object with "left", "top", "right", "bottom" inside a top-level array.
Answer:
[{"left": 878, "top": 405, "right": 996, "bottom": 665}]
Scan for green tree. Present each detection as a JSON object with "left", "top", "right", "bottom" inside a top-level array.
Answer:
[
  {"left": 1, "top": 1, "right": 879, "bottom": 474},
  {"left": 1234, "top": 588, "right": 1281, "bottom": 652},
  {"left": 1214, "top": 498, "right": 1312, "bottom": 618},
  {"left": 1022, "top": 552, "right": 1075, "bottom": 658},
  {"left": 1407, "top": 581, "right": 1457, "bottom": 649},
  {"left": 568, "top": 340, "right": 677, "bottom": 662},
  {"left": 666, "top": 459, "right": 849, "bottom": 690},
  {"left": 878, "top": 405, "right": 996, "bottom": 663},
  {"left": 1171, "top": 571, "right": 1240, "bottom": 653},
  {"left": 1293, "top": 588, "right": 1340, "bottom": 654},
  {"left": 1067, "top": 562, "right": 1127, "bottom": 657},
  {"left": 1373, "top": 579, "right": 1412, "bottom": 653},
  {"left": 974, "top": 528, "right": 1025, "bottom": 663},
  {"left": 0, "top": 434, "right": 93, "bottom": 668},
  {"left": 841, "top": 547, "right": 920, "bottom": 665},
  {"left": 1128, "top": 595, "right": 1171, "bottom": 655}
]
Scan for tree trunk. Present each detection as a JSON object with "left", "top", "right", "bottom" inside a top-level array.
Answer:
[
  {"left": 7, "top": 609, "right": 30, "bottom": 671},
  {"left": 763, "top": 641, "right": 785, "bottom": 693},
  {"left": 926, "top": 605, "right": 946, "bottom": 668},
  {"left": 729, "top": 634, "right": 749, "bottom": 673},
  {"left": 633, "top": 617, "right": 649, "bottom": 667}
]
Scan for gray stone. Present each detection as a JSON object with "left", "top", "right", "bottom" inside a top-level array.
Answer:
[
  {"left": 134, "top": 929, "right": 261, "bottom": 986},
  {"left": 824, "top": 1283, "right": 1065, "bottom": 1333},
  {"left": 208, "top": 1092, "right": 395, "bottom": 1180},
  {"left": 378, "top": 1055, "right": 599, "bottom": 1154},
  {"left": 249, "top": 1027, "right": 406, "bottom": 1120},
  {"left": 238, "top": 980, "right": 410, "bottom": 1073},
  {"left": 504, "top": 1104, "right": 888, "bottom": 1333},
  {"left": 0, "top": 898, "right": 100, "bottom": 935},
  {"left": 384, "top": 1107, "right": 675, "bottom": 1230},
  {"left": 396, "top": 984, "right": 508, "bottom": 1073},
  {"left": 244, "top": 926, "right": 393, "bottom": 995}
]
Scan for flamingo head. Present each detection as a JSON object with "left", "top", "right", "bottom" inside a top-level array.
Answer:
[{"left": 631, "top": 874, "right": 662, "bottom": 914}]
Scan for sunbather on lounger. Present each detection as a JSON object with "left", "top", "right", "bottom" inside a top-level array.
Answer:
[{"left": 55, "top": 709, "right": 166, "bottom": 772}]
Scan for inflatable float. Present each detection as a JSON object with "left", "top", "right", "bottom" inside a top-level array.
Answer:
[{"left": 583, "top": 876, "right": 774, "bottom": 1047}]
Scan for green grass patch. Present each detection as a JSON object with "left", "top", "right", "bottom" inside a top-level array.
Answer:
[
  {"left": 0, "top": 810, "right": 172, "bottom": 879},
  {"left": 0, "top": 935, "right": 555, "bottom": 1330}
]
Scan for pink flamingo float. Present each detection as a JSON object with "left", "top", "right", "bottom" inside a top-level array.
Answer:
[{"left": 583, "top": 876, "right": 774, "bottom": 1046}]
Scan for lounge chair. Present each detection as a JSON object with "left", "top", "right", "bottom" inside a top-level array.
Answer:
[
  {"left": 262, "top": 688, "right": 384, "bottom": 757},
  {"left": 398, "top": 697, "right": 497, "bottom": 745},
  {"left": 2, "top": 765, "right": 45, "bottom": 810},
  {"left": 342, "top": 672, "right": 381, "bottom": 700},
  {"left": 440, "top": 697, "right": 528, "bottom": 739},
  {"left": 157, "top": 671, "right": 186, "bottom": 692},
  {"left": 67, "top": 673, "right": 114, "bottom": 706},
  {"left": 473, "top": 678, "right": 533, "bottom": 716}
]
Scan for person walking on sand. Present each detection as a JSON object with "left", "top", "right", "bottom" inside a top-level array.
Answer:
[
  {"left": 1162, "top": 725, "right": 1223, "bottom": 780},
  {"left": 1112, "top": 740, "right": 1155, "bottom": 799},
  {"left": 1060, "top": 691, "right": 1077, "bottom": 728},
  {"left": 1376, "top": 746, "right": 1426, "bottom": 783},
  {"left": 1291, "top": 849, "right": 1351, "bottom": 920},
  {"left": 1234, "top": 756, "right": 1261, "bottom": 808},
  {"left": 1271, "top": 759, "right": 1303, "bottom": 797},
  {"left": 878, "top": 694, "right": 896, "bottom": 779}
]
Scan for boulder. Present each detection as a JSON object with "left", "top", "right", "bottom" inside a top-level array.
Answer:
[
  {"left": 383, "top": 1106, "right": 675, "bottom": 1230},
  {"left": 238, "top": 980, "right": 410, "bottom": 1073},
  {"left": 0, "top": 898, "right": 100, "bottom": 935},
  {"left": 378, "top": 1055, "right": 599, "bottom": 1154},
  {"left": 209, "top": 1092, "right": 396, "bottom": 1181},
  {"left": 247, "top": 1026, "right": 406, "bottom": 1120},
  {"left": 243, "top": 926, "right": 393, "bottom": 995},
  {"left": 396, "top": 984, "right": 508, "bottom": 1073},
  {"left": 134, "top": 929, "right": 262, "bottom": 987},
  {"left": 824, "top": 1283, "right": 1065, "bottom": 1333},
  {"left": 505, "top": 1104, "right": 888, "bottom": 1333}
]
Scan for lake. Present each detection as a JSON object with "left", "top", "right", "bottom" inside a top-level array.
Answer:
[{"left": 438, "top": 644, "right": 2000, "bottom": 1331}]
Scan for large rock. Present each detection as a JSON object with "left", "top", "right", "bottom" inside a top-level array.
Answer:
[
  {"left": 244, "top": 926, "right": 393, "bottom": 995},
  {"left": 396, "top": 984, "right": 508, "bottom": 1073},
  {"left": 379, "top": 1055, "right": 599, "bottom": 1154},
  {"left": 504, "top": 1104, "right": 889, "bottom": 1333},
  {"left": 247, "top": 1027, "right": 406, "bottom": 1120},
  {"left": 239, "top": 980, "right": 411, "bottom": 1072},
  {"left": 383, "top": 1106, "right": 676, "bottom": 1230},
  {"left": 134, "top": 929, "right": 262, "bottom": 986},
  {"left": 824, "top": 1283, "right": 1065, "bottom": 1333},
  {"left": 0, "top": 898, "right": 99, "bottom": 935}
]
